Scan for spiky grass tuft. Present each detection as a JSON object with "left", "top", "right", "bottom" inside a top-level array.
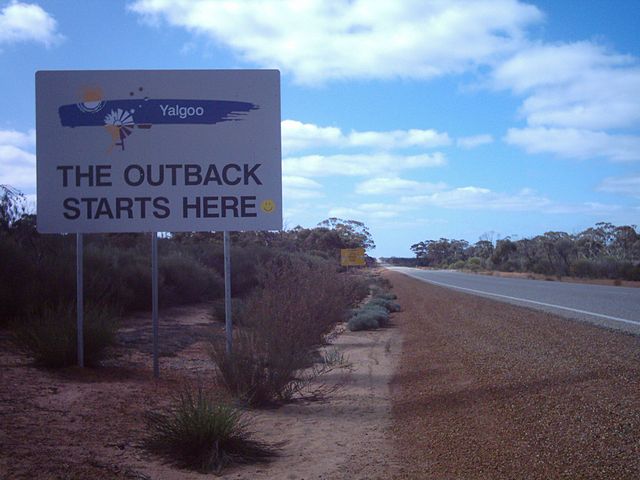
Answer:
[{"left": 144, "top": 385, "right": 278, "bottom": 473}]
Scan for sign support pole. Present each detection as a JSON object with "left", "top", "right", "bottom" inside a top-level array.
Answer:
[
  {"left": 224, "top": 231, "right": 233, "bottom": 355},
  {"left": 76, "top": 233, "right": 84, "bottom": 368},
  {"left": 152, "top": 232, "right": 159, "bottom": 378}
]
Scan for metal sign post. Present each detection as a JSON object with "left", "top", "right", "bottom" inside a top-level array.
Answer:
[
  {"left": 224, "top": 231, "right": 233, "bottom": 355},
  {"left": 76, "top": 233, "right": 84, "bottom": 368},
  {"left": 151, "top": 232, "right": 159, "bottom": 378}
]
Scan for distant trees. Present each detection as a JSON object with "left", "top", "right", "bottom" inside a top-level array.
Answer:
[
  {"left": 410, "top": 238, "right": 469, "bottom": 267},
  {"left": 393, "top": 222, "right": 640, "bottom": 281}
]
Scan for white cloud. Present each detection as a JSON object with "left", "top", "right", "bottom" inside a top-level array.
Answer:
[
  {"left": 597, "top": 175, "right": 640, "bottom": 198},
  {"left": 130, "top": 0, "right": 542, "bottom": 84},
  {"left": 504, "top": 127, "right": 640, "bottom": 162},
  {"left": 331, "top": 183, "right": 627, "bottom": 224},
  {"left": 0, "top": 128, "right": 36, "bottom": 191},
  {"left": 0, "top": 1, "right": 62, "bottom": 47},
  {"left": 348, "top": 129, "right": 451, "bottom": 150},
  {"left": 495, "top": 41, "right": 640, "bottom": 162},
  {"left": 402, "top": 186, "right": 553, "bottom": 211},
  {"left": 282, "top": 175, "right": 324, "bottom": 200},
  {"left": 281, "top": 120, "right": 344, "bottom": 153},
  {"left": 329, "top": 202, "right": 413, "bottom": 220},
  {"left": 456, "top": 134, "right": 493, "bottom": 149},
  {"left": 282, "top": 119, "right": 450, "bottom": 154},
  {"left": 494, "top": 42, "right": 640, "bottom": 130},
  {"left": 495, "top": 42, "right": 640, "bottom": 130},
  {"left": 400, "top": 185, "right": 626, "bottom": 215},
  {"left": 283, "top": 152, "right": 445, "bottom": 177},
  {"left": 355, "top": 176, "right": 446, "bottom": 195}
]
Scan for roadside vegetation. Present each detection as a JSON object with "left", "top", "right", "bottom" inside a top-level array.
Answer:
[
  {"left": 11, "top": 303, "right": 118, "bottom": 367},
  {"left": 2, "top": 184, "right": 375, "bottom": 371},
  {"left": 144, "top": 385, "right": 278, "bottom": 473},
  {"left": 2, "top": 184, "right": 380, "bottom": 473},
  {"left": 210, "top": 254, "right": 368, "bottom": 406},
  {"left": 347, "top": 284, "right": 400, "bottom": 331},
  {"left": 383, "top": 222, "right": 640, "bottom": 281}
]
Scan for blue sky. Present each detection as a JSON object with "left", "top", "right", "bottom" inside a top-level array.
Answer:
[{"left": 1, "top": 0, "right": 639, "bottom": 257}]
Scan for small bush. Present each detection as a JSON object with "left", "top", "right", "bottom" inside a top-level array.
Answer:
[
  {"left": 368, "top": 297, "right": 401, "bottom": 312},
  {"left": 375, "top": 291, "right": 397, "bottom": 301},
  {"left": 144, "top": 385, "right": 277, "bottom": 473},
  {"left": 347, "top": 311, "right": 381, "bottom": 331},
  {"left": 466, "top": 257, "right": 483, "bottom": 272},
  {"left": 450, "top": 260, "right": 466, "bottom": 270},
  {"left": 160, "top": 252, "right": 224, "bottom": 305},
  {"left": 12, "top": 303, "right": 118, "bottom": 367},
  {"left": 347, "top": 304, "right": 390, "bottom": 331}
]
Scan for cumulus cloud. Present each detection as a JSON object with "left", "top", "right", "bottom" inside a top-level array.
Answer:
[
  {"left": 495, "top": 41, "right": 640, "bottom": 161},
  {"left": 129, "top": 0, "right": 542, "bottom": 84},
  {"left": 355, "top": 176, "right": 447, "bottom": 195},
  {"left": 0, "top": 128, "right": 36, "bottom": 191},
  {"left": 456, "top": 134, "right": 493, "bottom": 149},
  {"left": 283, "top": 152, "right": 445, "bottom": 177},
  {"left": 282, "top": 119, "right": 450, "bottom": 154},
  {"left": 281, "top": 120, "right": 343, "bottom": 154},
  {"left": 0, "top": 1, "right": 62, "bottom": 47},
  {"left": 504, "top": 127, "right": 640, "bottom": 162},
  {"left": 597, "top": 175, "right": 640, "bottom": 198},
  {"left": 282, "top": 175, "right": 324, "bottom": 200},
  {"left": 493, "top": 42, "right": 640, "bottom": 129}
]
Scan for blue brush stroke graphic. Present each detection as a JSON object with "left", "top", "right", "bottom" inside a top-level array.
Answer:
[{"left": 59, "top": 99, "right": 258, "bottom": 127}]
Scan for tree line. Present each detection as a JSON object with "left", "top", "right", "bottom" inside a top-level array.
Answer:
[{"left": 382, "top": 223, "right": 640, "bottom": 281}]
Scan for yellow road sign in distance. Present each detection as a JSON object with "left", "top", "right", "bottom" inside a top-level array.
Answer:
[{"left": 341, "top": 248, "right": 365, "bottom": 266}]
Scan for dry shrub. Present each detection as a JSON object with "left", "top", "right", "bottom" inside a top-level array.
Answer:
[
  {"left": 12, "top": 303, "right": 118, "bottom": 367},
  {"left": 210, "top": 255, "right": 357, "bottom": 406}
]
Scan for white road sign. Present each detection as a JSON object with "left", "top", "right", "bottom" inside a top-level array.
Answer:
[{"left": 36, "top": 70, "right": 281, "bottom": 233}]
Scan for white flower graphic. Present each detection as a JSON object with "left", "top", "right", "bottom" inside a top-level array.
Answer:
[
  {"left": 104, "top": 108, "right": 135, "bottom": 151},
  {"left": 104, "top": 108, "right": 134, "bottom": 127}
]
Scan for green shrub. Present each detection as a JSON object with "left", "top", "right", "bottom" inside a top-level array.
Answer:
[
  {"left": 347, "top": 303, "right": 390, "bottom": 331},
  {"left": 144, "top": 385, "right": 277, "bottom": 473},
  {"left": 375, "top": 291, "right": 397, "bottom": 301},
  {"left": 12, "top": 303, "right": 118, "bottom": 367},
  {"left": 467, "top": 257, "right": 483, "bottom": 271},
  {"left": 160, "top": 252, "right": 224, "bottom": 305},
  {"left": 368, "top": 297, "right": 401, "bottom": 312},
  {"left": 450, "top": 260, "right": 466, "bottom": 270},
  {"left": 347, "top": 312, "right": 380, "bottom": 331},
  {"left": 85, "top": 245, "right": 151, "bottom": 311}
]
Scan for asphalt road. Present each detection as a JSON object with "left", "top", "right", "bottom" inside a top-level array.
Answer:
[{"left": 387, "top": 267, "right": 640, "bottom": 335}]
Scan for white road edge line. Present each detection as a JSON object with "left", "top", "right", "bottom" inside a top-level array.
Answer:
[{"left": 394, "top": 268, "right": 640, "bottom": 327}]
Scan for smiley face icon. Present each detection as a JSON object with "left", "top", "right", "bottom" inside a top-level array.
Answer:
[{"left": 261, "top": 199, "right": 276, "bottom": 213}]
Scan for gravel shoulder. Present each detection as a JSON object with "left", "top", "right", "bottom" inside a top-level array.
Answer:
[{"left": 386, "top": 270, "right": 640, "bottom": 479}]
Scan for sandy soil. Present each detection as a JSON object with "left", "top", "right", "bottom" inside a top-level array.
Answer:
[
  {"left": 387, "top": 270, "right": 640, "bottom": 479},
  {"left": 0, "top": 302, "right": 401, "bottom": 479}
]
